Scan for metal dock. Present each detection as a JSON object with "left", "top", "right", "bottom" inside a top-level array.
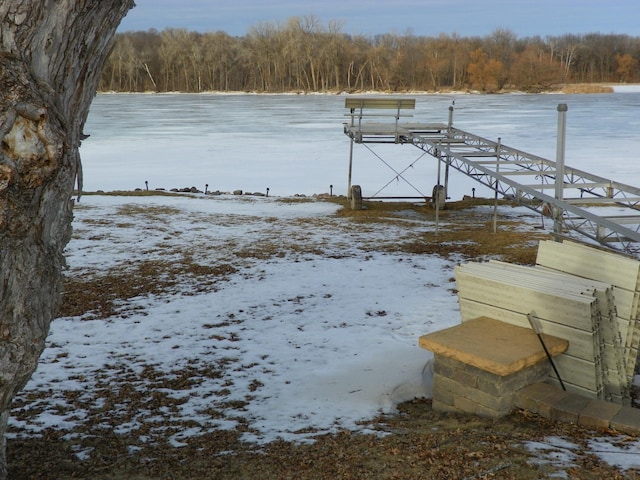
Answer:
[{"left": 343, "top": 97, "right": 640, "bottom": 256}]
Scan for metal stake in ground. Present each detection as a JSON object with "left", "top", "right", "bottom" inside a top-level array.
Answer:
[{"left": 527, "top": 312, "right": 566, "bottom": 391}]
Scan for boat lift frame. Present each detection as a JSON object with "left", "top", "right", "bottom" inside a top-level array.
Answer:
[
  {"left": 344, "top": 96, "right": 443, "bottom": 201},
  {"left": 344, "top": 97, "right": 640, "bottom": 256}
]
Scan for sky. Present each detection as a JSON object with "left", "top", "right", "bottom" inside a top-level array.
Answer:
[{"left": 118, "top": 0, "right": 640, "bottom": 38}]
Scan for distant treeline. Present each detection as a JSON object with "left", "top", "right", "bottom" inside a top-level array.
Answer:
[{"left": 100, "top": 15, "right": 640, "bottom": 93}]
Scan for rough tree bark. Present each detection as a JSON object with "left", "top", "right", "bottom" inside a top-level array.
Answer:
[{"left": 0, "top": 1, "right": 134, "bottom": 476}]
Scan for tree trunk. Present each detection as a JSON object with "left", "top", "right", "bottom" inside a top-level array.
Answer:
[{"left": 0, "top": 1, "right": 134, "bottom": 476}]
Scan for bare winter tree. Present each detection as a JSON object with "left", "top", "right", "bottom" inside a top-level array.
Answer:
[{"left": 0, "top": 1, "right": 134, "bottom": 476}]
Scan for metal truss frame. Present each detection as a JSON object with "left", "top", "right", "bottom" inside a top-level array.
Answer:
[{"left": 410, "top": 127, "right": 640, "bottom": 255}]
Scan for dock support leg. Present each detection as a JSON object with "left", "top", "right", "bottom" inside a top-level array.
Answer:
[
  {"left": 555, "top": 104, "right": 568, "bottom": 237},
  {"left": 493, "top": 138, "right": 502, "bottom": 233},
  {"left": 347, "top": 137, "right": 354, "bottom": 200}
]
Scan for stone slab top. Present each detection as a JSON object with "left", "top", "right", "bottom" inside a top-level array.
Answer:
[{"left": 419, "top": 316, "right": 569, "bottom": 376}]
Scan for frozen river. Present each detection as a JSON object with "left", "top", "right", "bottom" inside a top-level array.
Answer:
[{"left": 81, "top": 90, "right": 640, "bottom": 199}]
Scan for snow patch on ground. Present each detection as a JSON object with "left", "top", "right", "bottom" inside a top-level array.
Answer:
[{"left": 7, "top": 193, "right": 640, "bottom": 474}]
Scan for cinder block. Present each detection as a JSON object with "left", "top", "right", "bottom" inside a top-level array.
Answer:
[
  {"left": 611, "top": 406, "right": 640, "bottom": 435},
  {"left": 513, "top": 391, "right": 538, "bottom": 413},
  {"left": 579, "top": 399, "right": 622, "bottom": 429},
  {"left": 432, "top": 373, "right": 454, "bottom": 406},
  {"left": 434, "top": 373, "right": 466, "bottom": 397},
  {"left": 453, "top": 394, "right": 477, "bottom": 414},
  {"left": 476, "top": 361, "right": 548, "bottom": 398},
  {"left": 474, "top": 402, "right": 504, "bottom": 419},
  {"left": 433, "top": 356, "right": 455, "bottom": 378},
  {"left": 476, "top": 374, "right": 506, "bottom": 397},
  {"left": 436, "top": 356, "right": 480, "bottom": 389},
  {"left": 511, "top": 361, "right": 551, "bottom": 388},
  {"left": 451, "top": 365, "right": 478, "bottom": 389},
  {"left": 432, "top": 399, "right": 460, "bottom": 414},
  {"left": 513, "top": 383, "right": 569, "bottom": 416},
  {"left": 551, "top": 394, "right": 591, "bottom": 424},
  {"left": 431, "top": 345, "right": 563, "bottom": 421},
  {"left": 464, "top": 385, "right": 512, "bottom": 414}
]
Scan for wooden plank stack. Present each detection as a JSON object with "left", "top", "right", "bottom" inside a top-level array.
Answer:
[{"left": 455, "top": 239, "right": 640, "bottom": 406}]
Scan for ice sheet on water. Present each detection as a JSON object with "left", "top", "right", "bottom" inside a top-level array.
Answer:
[{"left": 80, "top": 92, "right": 640, "bottom": 198}]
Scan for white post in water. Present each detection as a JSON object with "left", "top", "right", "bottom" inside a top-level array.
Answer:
[{"left": 555, "top": 104, "right": 568, "bottom": 237}]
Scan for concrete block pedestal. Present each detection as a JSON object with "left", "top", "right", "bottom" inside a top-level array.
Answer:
[
  {"left": 419, "top": 317, "right": 569, "bottom": 419},
  {"left": 431, "top": 354, "right": 551, "bottom": 418}
]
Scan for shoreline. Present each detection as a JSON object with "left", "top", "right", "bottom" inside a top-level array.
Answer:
[{"left": 95, "top": 83, "right": 640, "bottom": 96}]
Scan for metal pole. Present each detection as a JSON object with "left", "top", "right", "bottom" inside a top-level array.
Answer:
[
  {"left": 444, "top": 157, "right": 450, "bottom": 199},
  {"left": 443, "top": 105, "right": 454, "bottom": 201},
  {"left": 435, "top": 148, "right": 442, "bottom": 235},
  {"left": 555, "top": 104, "right": 568, "bottom": 237},
  {"left": 527, "top": 313, "right": 566, "bottom": 391},
  {"left": 347, "top": 137, "right": 354, "bottom": 200},
  {"left": 492, "top": 138, "right": 501, "bottom": 233},
  {"left": 347, "top": 108, "right": 355, "bottom": 200}
]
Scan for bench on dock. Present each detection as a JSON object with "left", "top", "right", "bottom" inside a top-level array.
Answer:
[{"left": 344, "top": 97, "right": 415, "bottom": 143}]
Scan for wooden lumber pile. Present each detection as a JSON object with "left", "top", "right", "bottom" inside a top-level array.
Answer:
[{"left": 455, "top": 240, "right": 639, "bottom": 406}]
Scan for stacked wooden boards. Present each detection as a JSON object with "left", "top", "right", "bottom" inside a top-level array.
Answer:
[{"left": 455, "top": 240, "right": 640, "bottom": 405}]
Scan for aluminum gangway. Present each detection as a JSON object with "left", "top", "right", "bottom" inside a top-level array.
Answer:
[{"left": 344, "top": 98, "right": 640, "bottom": 256}]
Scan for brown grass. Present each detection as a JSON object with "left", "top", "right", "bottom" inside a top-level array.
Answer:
[
  {"left": 336, "top": 198, "right": 547, "bottom": 264},
  {"left": 8, "top": 400, "right": 630, "bottom": 479}
]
